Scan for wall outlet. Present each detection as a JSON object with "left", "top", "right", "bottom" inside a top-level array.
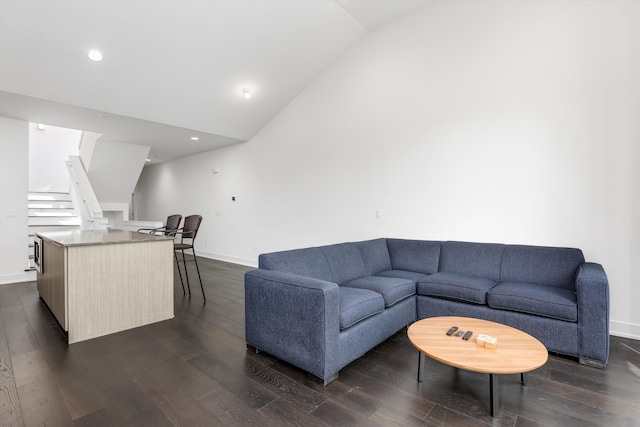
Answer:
[
  {"left": 375, "top": 209, "right": 382, "bottom": 219},
  {"left": 215, "top": 210, "right": 221, "bottom": 216}
]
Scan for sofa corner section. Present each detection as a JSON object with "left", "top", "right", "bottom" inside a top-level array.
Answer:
[{"left": 244, "top": 269, "right": 341, "bottom": 381}]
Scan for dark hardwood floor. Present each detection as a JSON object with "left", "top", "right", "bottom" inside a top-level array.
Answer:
[{"left": 1, "top": 257, "right": 639, "bottom": 426}]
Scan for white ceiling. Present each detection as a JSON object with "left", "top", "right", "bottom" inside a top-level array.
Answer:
[{"left": 0, "top": 0, "right": 432, "bottom": 163}]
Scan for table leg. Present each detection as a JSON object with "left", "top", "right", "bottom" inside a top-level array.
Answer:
[
  {"left": 417, "top": 352, "right": 425, "bottom": 382},
  {"left": 521, "top": 372, "right": 527, "bottom": 385},
  {"left": 490, "top": 374, "right": 498, "bottom": 417}
]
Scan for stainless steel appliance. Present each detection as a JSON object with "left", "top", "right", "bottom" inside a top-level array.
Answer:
[{"left": 34, "top": 235, "right": 43, "bottom": 273}]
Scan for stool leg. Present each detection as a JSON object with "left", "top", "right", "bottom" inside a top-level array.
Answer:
[
  {"left": 174, "top": 251, "right": 185, "bottom": 294},
  {"left": 192, "top": 248, "right": 205, "bottom": 302},
  {"left": 181, "top": 249, "right": 191, "bottom": 295}
]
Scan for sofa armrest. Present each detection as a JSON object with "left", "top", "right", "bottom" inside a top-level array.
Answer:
[
  {"left": 575, "top": 262, "right": 610, "bottom": 364},
  {"left": 244, "top": 269, "right": 341, "bottom": 381}
]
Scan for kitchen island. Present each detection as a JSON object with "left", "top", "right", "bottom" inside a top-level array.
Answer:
[{"left": 35, "top": 229, "right": 175, "bottom": 344}]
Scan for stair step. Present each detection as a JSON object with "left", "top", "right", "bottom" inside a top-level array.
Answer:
[
  {"left": 29, "top": 225, "right": 80, "bottom": 232},
  {"left": 28, "top": 192, "right": 72, "bottom": 202},
  {"left": 28, "top": 217, "right": 81, "bottom": 226},
  {"left": 28, "top": 201, "right": 74, "bottom": 209},
  {"left": 29, "top": 209, "right": 76, "bottom": 217}
]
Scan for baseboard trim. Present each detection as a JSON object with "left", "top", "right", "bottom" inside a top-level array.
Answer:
[
  {"left": 196, "top": 250, "right": 257, "bottom": 268},
  {"left": 0, "top": 271, "right": 35, "bottom": 285},
  {"left": 610, "top": 320, "right": 640, "bottom": 341}
]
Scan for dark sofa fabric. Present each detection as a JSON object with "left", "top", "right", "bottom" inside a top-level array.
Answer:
[{"left": 245, "top": 238, "right": 609, "bottom": 384}]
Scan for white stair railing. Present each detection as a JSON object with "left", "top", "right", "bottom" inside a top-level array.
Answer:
[{"left": 66, "top": 155, "right": 105, "bottom": 229}]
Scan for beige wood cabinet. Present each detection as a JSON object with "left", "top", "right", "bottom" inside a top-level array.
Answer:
[{"left": 36, "top": 229, "right": 175, "bottom": 344}]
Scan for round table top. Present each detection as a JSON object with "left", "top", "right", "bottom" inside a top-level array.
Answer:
[{"left": 407, "top": 316, "right": 548, "bottom": 374}]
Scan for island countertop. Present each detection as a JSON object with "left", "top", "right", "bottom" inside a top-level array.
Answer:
[{"left": 35, "top": 228, "right": 173, "bottom": 247}]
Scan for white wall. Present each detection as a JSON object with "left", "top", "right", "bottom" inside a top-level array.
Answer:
[
  {"left": 135, "top": 1, "right": 640, "bottom": 338},
  {"left": 87, "top": 140, "right": 150, "bottom": 203},
  {"left": 28, "top": 123, "right": 81, "bottom": 192},
  {"left": 0, "top": 117, "right": 29, "bottom": 284}
]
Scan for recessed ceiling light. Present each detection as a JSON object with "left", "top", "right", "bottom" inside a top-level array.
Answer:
[
  {"left": 191, "top": 136, "right": 199, "bottom": 141},
  {"left": 242, "top": 88, "right": 251, "bottom": 99},
  {"left": 145, "top": 158, "right": 151, "bottom": 162},
  {"left": 88, "top": 49, "right": 103, "bottom": 62}
]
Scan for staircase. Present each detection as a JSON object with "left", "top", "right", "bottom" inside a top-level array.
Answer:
[{"left": 26, "top": 191, "right": 81, "bottom": 271}]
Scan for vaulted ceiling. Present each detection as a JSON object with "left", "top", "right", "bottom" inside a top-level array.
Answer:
[{"left": 0, "top": 0, "right": 432, "bottom": 163}]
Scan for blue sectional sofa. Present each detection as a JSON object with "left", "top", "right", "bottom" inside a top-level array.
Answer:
[{"left": 244, "top": 238, "right": 609, "bottom": 385}]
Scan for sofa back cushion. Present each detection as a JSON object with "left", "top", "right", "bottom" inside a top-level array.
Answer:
[
  {"left": 386, "top": 239, "right": 441, "bottom": 274},
  {"left": 259, "top": 247, "right": 332, "bottom": 282},
  {"left": 355, "top": 238, "right": 392, "bottom": 275},
  {"left": 439, "top": 241, "right": 504, "bottom": 282},
  {"left": 320, "top": 243, "right": 367, "bottom": 284},
  {"left": 500, "top": 245, "right": 585, "bottom": 290}
]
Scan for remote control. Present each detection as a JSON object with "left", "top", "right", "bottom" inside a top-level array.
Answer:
[
  {"left": 462, "top": 330, "right": 473, "bottom": 340},
  {"left": 446, "top": 326, "right": 459, "bottom": 336},
  {"left": 455, "top": 330, "right": 465, "bottom": 337}
]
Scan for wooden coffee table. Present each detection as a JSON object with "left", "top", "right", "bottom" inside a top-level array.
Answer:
[{"left": 407, "top": 316, "right": 548, "bottom": 417}]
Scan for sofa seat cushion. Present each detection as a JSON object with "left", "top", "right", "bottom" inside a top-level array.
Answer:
[
  {"left": 376, "top": 270, "right": 427, "bottom": 283},
  {"left": 342, "top": 276, "right": 416, "bottom": 308},
  {"left": 487, "top": 282, "right": 578, "bottom": 322},
  {"left": 339, "top": 287, "right": 385, "bottom": 330},
  {"left": 417, "top": 272, "right": 496, "bottom": 304}
]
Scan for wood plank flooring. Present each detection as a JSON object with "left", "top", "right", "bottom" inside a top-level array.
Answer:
[{"left": 1, "top": 257, "right": 639, "bottom": 426}]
